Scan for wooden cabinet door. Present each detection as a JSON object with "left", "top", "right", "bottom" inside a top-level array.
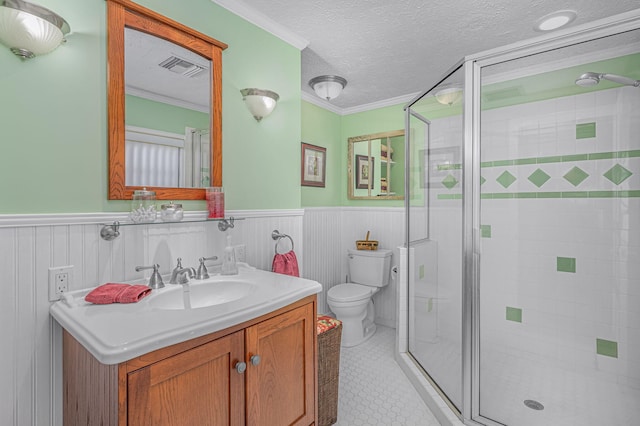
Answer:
[
  {"left": 127, "top": 331, "right": 245, "bottom": 426},
  {"left": 245, "top": 304, "right": 316, "bottom": 426}
]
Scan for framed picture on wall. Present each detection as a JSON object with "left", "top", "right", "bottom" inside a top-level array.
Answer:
[
  {"left": 301, "top": 142, "right": 326, "bottom": 187},
  {"left": 355, "top": 154, "right": 374, "bottom": 189}
]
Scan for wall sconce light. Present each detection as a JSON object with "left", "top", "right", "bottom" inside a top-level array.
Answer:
[
  {"left": 0, "top": 0, "right": 70, "bottom": 59},
  {"left": 434, "top": 85, "right": 463, "bottom": 106},
  {"left": 308, "top": 75, "right": 347, "bottom": 101},
  {"left": 240, "top": 88, "right": 279, "bottom": 122}
]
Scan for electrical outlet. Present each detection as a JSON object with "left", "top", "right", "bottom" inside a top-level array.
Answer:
[
  {"left": 49, "top": 265, "right": 73, "bottom": 301},
  {"left": 234, "top": 244, "right": 246, "bottom": 263}
]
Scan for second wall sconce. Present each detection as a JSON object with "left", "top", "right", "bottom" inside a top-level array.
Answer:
[
  {"left": 240, "top": 88, "right": 279, "bottom": 122},
  {"left": 0, "top": 0, "right": 70, "bottom": 59}
]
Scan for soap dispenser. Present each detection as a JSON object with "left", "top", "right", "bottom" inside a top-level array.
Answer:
[{"left": 221, "top": 235, "right": 238, "bottom": 275}]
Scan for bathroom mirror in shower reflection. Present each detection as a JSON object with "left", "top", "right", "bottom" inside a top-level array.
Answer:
[{"left": 347, "top": 130, "right": 405, "bottom": 200}]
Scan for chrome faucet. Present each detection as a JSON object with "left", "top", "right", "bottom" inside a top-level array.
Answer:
[
  {"left": 135, "top": 264, "right": 164, "bottom": 289},
  {"left": 169, "top": 258, "right": 196, "bottom": 284}
]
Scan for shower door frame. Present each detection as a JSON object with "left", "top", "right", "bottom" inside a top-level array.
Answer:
[{"left": 401, "top": 8, "right": 640, "bottom": 426}]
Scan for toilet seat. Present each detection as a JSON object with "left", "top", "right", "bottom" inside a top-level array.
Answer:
[{"left": 327, "top": 283, "right": 372, "bottom": 303}]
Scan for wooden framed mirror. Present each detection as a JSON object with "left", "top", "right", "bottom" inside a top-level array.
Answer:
[
  {"left": 348, "top": 130, "right": 405, "bottom": 200},
  {"left": 107, "top": 0, "right": 227, "bottom": 200}
]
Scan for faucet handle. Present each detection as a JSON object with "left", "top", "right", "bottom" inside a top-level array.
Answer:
[
  {"left": 135, "top": 263, "right": 164, "bottom": 289},
  {"left": 196, "top": 256, "right": 218, "bottom": 280}
]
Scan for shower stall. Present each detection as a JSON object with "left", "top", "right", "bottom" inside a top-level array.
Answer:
[{"left": 399, "top": 10, "right": 640, "bottom": 426}]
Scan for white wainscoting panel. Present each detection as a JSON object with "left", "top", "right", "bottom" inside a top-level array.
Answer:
[
  {"left": 0, "top": 210, "right": 302, "bottom": 426},
  {"left": 303, "top": 207, "right": 405, "bottom": 327}
]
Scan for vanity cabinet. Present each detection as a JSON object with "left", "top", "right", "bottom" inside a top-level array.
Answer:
[{"left": 63, "top": 296, "right": 317, "bottom": 426}]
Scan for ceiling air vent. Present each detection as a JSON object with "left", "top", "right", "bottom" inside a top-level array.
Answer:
[{"left": 158, "top": 55, "right": 207, "bottom": 78}]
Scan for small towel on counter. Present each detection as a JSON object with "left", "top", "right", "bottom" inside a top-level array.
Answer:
[
  {"left": 272, "top": 250, "right": 300, "bottom": 277},
  {"left": 85, "top": 283, "right": 152, "bottom": 304}
]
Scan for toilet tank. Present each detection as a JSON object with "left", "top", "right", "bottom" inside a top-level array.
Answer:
[{"left": 347, "top": 248, "right": 392, "bottom": 287}]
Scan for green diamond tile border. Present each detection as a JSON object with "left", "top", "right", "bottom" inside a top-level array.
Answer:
[
  {"left": 496, "top": 171, "right": 517, "bottom": 188},
  {"left": 603, "top": 164, "right": 632, "bottom": 185},
  {"left": 442, "top": 174, "right": 459, "bottom": 189},
  {"left": 563, "top": 166, "right": 589, "bottom": 187},
  {"left": 481, "top": 225, "right": 491, "bottom": 238},
  {"left": 528, "top": 168, "right": 551, "bottom": 188}
]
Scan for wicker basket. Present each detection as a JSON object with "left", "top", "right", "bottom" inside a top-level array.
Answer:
[
  {"left": 356, "top": 231, "right": 378, "bottom": 251},
  {"left": 317, "top": 317, "right": 342, "bottom": 426}
]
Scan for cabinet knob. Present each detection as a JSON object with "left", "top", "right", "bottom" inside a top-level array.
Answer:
[
  {"left": 250, "top": 355, "right": 261, "bottom": 366},
  {"left": 235, "top": 361, "right": 247, "bottom": 374}
]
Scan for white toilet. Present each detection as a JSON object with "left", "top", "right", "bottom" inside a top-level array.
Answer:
[{"left": 327, "top": 248, "right": 392, "bottom": 347}]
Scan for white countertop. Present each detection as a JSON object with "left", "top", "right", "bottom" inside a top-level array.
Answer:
[{"left": 50, "top": 265, "right": 321, "bottom": 365}]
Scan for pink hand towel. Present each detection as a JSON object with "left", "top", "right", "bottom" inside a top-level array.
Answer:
[
  {"left": 272, "top": 250, "right": 300, "bottom": 277},
  {"left": 85, "top": 283, "right": 152, "bottom": 304}
]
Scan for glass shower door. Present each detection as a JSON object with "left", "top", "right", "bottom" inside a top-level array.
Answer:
[{"left": 406, "top": 65, "right": 465, "bottom": 411}]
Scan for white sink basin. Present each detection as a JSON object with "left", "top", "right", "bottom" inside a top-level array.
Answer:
[
  {"left": 50, "top": 265, "right": 322, "bottom": 365},
  {"left": 149, "top": 280, "right": 256, "bottom": 310}
]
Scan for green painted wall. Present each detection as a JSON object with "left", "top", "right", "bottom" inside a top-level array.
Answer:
[
  {"left": 126, "top": 95, "right": 209, "bottom": 134},
  {"left": 301, "top": 101, "right": 342, "bottom": 207},
  {"left": 0, "top": 0, "right": 301, "bottom": 213}
]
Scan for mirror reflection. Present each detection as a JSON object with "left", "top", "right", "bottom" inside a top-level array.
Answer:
[
  {"left": 348, "top": 130, "right": 405, "bottom": 200},
  {"left": 125, "top": 28, "right": 211, "bottom": 188}
]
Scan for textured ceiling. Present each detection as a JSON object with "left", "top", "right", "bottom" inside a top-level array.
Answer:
[{"left": 237, "top": 0, "right": 640, "bottom": 110}]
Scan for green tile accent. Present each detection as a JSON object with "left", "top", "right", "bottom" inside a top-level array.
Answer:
[
  {"left": 563, "top": 166, "right": 589, "bottom": 187},
  {"left": 603, "top": 164, "right": 632, "bottom": 185},
  {"left": 437, "top": 163, "right": 462, "bottom": 171},
  {"left": 493, "top": 160, "right": 514, "bottom": 167},
  {"left": 536, "top": 192, "right": 562, "bottom": 198},
  {"left": 596, "top": 338, "right": 618, "bottom": 358},
  {"left": 442, "top": 174, "right": 459, "bottom": 189},
  {"left": 427, "top": 298, "right": 433, "bottom": 313},
  {"left": 576, "top": 122, "right": 596, "bottom": 139},
  {"left": 562, "top": 154, "right": 589, "bottom": 162},
  {"left": 537, "top": 155, "right": 563, "bottom": 164},
  {"left": 513, "top": 158, "right": 537, "bottom": 165},
  {"left": 528, "top": 168, "right": 551, "bottom": 188},
  {"left": 419, "top": 264, "right": 425, "bottom": 279},
  {"left": 480, "top": 225, "right": 491, "bottom": 238},
  {"left": 514, "top": 192, "right": 537, "bottom": 198},
  {"left": 506, "top": 307, "right": 522, "bottom": 323},
  {"left": 480, "top": 176, "right": 486, "bottom": 185},
  {"left": 588, "top": 152, "right": 615, "bottom": 160},
  {"left": 557, "top": 257, "right": 576, "bottom": 273},
  {"left": 496, "top": 171, "right": 517, "bottom": 188},
  {"left": 440, "top": 191, "right": 640, "bottom": 201}
]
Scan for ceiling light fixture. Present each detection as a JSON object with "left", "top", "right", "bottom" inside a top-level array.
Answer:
[
  {"left": 240, "top": 88, "right": 279, "bottom": 122},
  {"left": 309, "top": 75, "right": 347, "bottom": 101},
  {"left": 534, "top": 10, "right": 577, "bottom": 32},
  {"left": 434, "top": 86, "right": 463, "bottom": 106},
  {"left": 0, "top": 0, "right": 70, "bottom": 59}
]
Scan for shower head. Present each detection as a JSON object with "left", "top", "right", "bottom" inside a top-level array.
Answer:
[{"left": 575, "top": 72, "right": 640, "bottom": 88}]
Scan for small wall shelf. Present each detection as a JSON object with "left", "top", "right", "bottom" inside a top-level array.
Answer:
[{"left": 99, "top": 216, "right": 243, "bottom": 240}]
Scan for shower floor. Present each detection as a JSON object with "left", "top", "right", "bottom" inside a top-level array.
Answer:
[{"left": 411, "top": 337, "right": 640, "bottom": 425}]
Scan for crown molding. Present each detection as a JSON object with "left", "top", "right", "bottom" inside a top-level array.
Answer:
[
  {"left": 126, "top": 86, "right": 209, "bottom": 113},
  {"left": 341, "top": 92, "right": 421, "bottom": 115},
  {"left": 302, "top": 90, "right": 421, "bottom": 116},
  {"left": 210, "top": 0, "right": 309, "bottom": 50},
  {"left": 301, "top": 91, "right": 343, "bottom": 114}
]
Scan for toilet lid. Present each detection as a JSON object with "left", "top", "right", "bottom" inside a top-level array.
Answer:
[{"left": 327, "top": 283, "right": 372, "bottom": 302}]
